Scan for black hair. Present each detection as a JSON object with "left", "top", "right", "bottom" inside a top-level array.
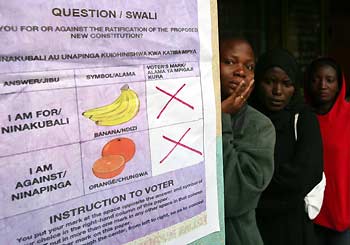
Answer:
[
  {"left": 249, "top": 48, "right": 303, "bottom": 112},
  {"left": 218, "top": 32, "right": 256, "bottom": 56},
  {"left": 304, "top": 57, "right": 343, "bottom": 93}
]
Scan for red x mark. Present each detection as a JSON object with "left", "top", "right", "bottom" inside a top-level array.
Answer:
[
  {"left": 156, "top": 83, "right": 194, "bottom": 119},
  {"left": 160, "top": 127, "right": 203, "bottom": 164}
]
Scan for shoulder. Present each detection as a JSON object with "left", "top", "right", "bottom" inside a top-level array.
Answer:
[
  {"left": 245, "top": 105, "right": 275, "bottom": 132},
  {"left": 294, "top": 105, "right": 321, "bottom": 139},
  {"left": 296, "top": 104, "right": 318, "bottom": 124},
  {"left": 240, "top": 106, "right": 276, "bottom": 146}
]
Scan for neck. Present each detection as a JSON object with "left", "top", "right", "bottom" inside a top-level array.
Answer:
[{"left": 315, "top": 101, "right": 334, "bottom": 115}]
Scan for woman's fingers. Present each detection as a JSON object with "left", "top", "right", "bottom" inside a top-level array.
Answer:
[
  {"left": 241, "top": 79, "right": 254, "bottom": 100},
  {"left": 233, "top": 79, "right": 254, "bottom": 101},
  {"left": 222, "top": 79, "right": 254, "bottom": 114},
  {"left": 231, "top": 80, "right": 246, "bottom": 98}
]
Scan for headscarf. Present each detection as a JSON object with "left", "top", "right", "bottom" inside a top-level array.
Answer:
[
  {"left": 304, "top": 57, "right": 343, "bottom": 103},
  {"left": 304, "top": 57, "right": 350, "bottom": 231},
  {"left": 250, "top": 48, "right": 303, "bottom": 112}
]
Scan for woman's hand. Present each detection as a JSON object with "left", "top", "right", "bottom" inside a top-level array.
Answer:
[{"left": 221, "top": 79, "right": 254, "bottom": 114}]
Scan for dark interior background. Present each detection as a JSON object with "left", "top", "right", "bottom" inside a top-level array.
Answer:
[{"left": 218, "top": 0, "right": 350, "bottom": 90}]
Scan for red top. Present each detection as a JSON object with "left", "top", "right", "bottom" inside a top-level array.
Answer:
[{"left": 314, "top": 77, "right": 350, "bottom": 231}]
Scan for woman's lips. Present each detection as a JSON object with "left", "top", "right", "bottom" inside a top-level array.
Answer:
[
  {"left": 270, "top": 99, "right": 284, "bottom": 106},
  {"left": 319, "top": 92, "right": 330, "bottom": 98},
  {"left": 229, "top": 80, "right": 242, "bottom": 89}
]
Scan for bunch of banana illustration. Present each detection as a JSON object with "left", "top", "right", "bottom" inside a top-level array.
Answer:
[{"left": 82, "top": 84, "right": 140, "bottom": 126}]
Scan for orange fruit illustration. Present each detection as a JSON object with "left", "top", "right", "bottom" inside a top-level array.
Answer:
[
  {"left": 92, "top": 155, "right": 125, "bottom": 179},
  {"left": 102, "top": 137, "right": 136, "bottom": 163}
]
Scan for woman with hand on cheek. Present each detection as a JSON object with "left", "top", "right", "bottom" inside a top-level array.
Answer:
[{"left": 220, "top": 37, "right": 275, "bottom": 245}]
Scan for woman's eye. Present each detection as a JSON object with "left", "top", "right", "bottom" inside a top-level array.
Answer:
[
  {"left": 224, "top": 59, "right": 237, "bottom": 65},
  {"left": 326, "top": 77, "right": 336, "bottom": 83},
  {"left": 283, "top": 80, "right": 293, "bottom": 87},
  {"left": 246, "top": 64, "right": 255, "bottom": 71},
  {"left": 223, "top": 59, "right": 235, "bottom": 65}
]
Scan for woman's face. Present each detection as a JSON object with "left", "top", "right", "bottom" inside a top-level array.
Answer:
[
  {"left": 220, "top": 39, "right": 255, "bottom": 99},
  {"left": 258, "top": 67, "right": 295, "bottom": 111},
  {"left": 310, "top": 65, "right": 339, "bottom": 106}
]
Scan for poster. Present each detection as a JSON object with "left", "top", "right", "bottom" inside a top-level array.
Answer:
[{"left": 0, "top": 0, "right": 219, "bottom": 244}]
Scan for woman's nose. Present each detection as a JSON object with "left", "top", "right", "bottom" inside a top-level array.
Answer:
[
  {"left": 233, "top": 63, "right": 245, "bottom": 77},
  {"left": 320, "top": 79, "right": 327, "bottom": 89},
  {"left": 272, "top": 82, "right": 282, "bottom": 95}
]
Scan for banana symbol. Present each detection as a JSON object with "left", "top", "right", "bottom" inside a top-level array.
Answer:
[{"left": 82, "top": 84, "right": 140, "bottom": 126}]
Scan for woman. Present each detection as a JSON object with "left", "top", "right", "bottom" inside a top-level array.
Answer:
[
  {"left": 250, "top": 49, "right": 324, "bottom": 245},
  {"left": 304, "top": 57, "right": 350, "bottom": 245},
  {"left": 220, "top": 37, "right": 275, "bottom": 245}
]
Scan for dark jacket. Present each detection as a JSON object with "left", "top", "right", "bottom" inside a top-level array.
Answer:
[
  {"left": 256, "top": 105, "right": 323, "bottom": 245},
  {"left": 222, "top": 104, "right": 275, "bottom": 245}
]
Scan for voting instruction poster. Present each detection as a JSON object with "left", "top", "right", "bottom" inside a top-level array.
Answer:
[{"left": 0, "top": 0, "right": 219, "bottom": 244}]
